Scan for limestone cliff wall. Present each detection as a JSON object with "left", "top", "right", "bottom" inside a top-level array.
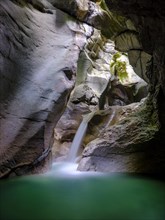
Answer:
[
  {"left": 0, "top": 0, "right": 92, "bottom": 177},
  {"left": 78, "top": 0, "right": 165, "bottom": 173}
]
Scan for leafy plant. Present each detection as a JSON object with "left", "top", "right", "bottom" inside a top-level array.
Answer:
[{"left": 110, "top": 52, "right": 129, "bottom": 83}]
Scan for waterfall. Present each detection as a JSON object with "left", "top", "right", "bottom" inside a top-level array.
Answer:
[
  {"left": 67, "top": 121, "right": 88, "bottom": 162},
  {"left": 67, "top": 111, "right": 96, "bottom": 162}
]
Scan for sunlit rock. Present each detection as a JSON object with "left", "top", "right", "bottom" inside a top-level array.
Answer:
[
  {"left": 52, "top": 29, "right": 116, "bottom": 160},
  {"left": 0, "top": 1, "right": 92, "bottom": 177}
]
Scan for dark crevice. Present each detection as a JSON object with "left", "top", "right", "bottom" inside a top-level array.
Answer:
[
  {"left": 63, "top": 69, "right": 73, "bottom": 81},
  {"left": 0, "top": 147, "right": 51, "bottom": 179},
  {"left": 20, "top": 117, "right": 44, "bottom": 122},
  {"left": 10, "top": 0, "right": 54, "bottom": 14}
]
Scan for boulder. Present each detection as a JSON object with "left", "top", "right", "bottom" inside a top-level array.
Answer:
[{"left": 78, "top": 97, "right": 165, "bottom": 173}]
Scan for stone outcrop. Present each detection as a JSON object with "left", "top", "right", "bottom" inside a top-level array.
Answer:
[
  {"left": 104, "top": 0, "right": 165, "bottom": 117},
  {"left": 78, "top": 97, "right": 164, "bottom": 173},
  {"left": 0, "top": 0, "right": 93, "bottom": 177},
  {"left": 78, "top": 0, "right": 165, "bottom": 173}
]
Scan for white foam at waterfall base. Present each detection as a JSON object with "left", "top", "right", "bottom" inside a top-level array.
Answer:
[
  {"left": 51, "top": 162, "right": 79, "bottom": 174},
  {"left": 45, "top": 111, "right": 100, "bottom": 177},
  {"left": 45, "top": 162, "right": 103, "bottom": 177}
]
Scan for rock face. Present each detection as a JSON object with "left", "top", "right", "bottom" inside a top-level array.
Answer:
[
  {"left": 78, "top": 98, "right": 165, "bottom": 173},
  {"left": 0, "top": 1, "right": 92, "bottom": 177},
  {"left": 52, "top": 29, "right": 115, "bottom": 161},
  {"left": 1, "top": 0, "right": 165, "bottom": 176},
  {"left": 78, "top": 0, "right": 165, "bottom": 173},
  {"left": 104, "top": 0, "right": 165, "bottom": 123},
  {"left": 52, "top": 22, "right": 147, "bottom": 164}
]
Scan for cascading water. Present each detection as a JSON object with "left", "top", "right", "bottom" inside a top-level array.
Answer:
[
  {"left": 67, "top": 120, "right": 88, "bottom": 162},
  {"left": 67, "top": 111, "right": 97, "bottom": 163},
  {"left": 47, "top": 110, "right": 98, "bottom": 176}
]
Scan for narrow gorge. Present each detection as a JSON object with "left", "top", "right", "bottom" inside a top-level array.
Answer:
[
  {"left": 1, "top": 0, "right": 165, "bottom": 177},
  {"left": 1, "top": 1, "right": 165, "bottom": 220}
]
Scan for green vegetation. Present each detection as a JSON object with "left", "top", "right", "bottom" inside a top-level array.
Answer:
[{"left": 110, "top": 52, "right": 129, "bottom": 82}]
